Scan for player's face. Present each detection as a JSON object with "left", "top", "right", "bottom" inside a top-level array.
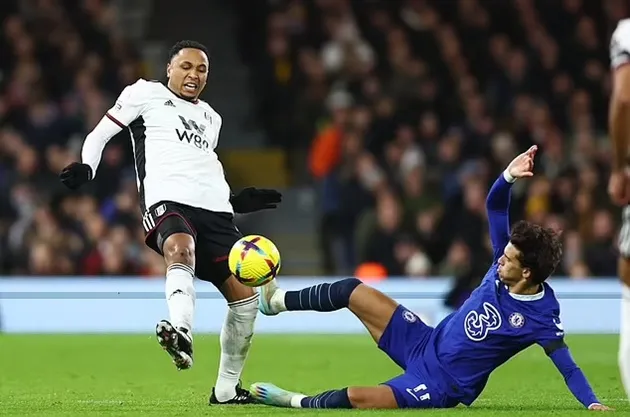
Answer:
[
  {"left": 497, "top": 242, "right": 531, "bottom": 285},
  {"left": 166, "top": 48, "right": 209, "bottom": 100}
]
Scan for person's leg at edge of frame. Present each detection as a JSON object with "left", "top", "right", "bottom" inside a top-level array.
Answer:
[{"left": 618, "top": 256, "right": 630, "bottom": 401}]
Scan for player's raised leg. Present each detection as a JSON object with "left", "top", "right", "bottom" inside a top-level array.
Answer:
[
  {"left": 157, "top": 231, "right": 197, "bottom": 370},
  {"left": 259, "top": 278, "right": 398, "bottom": 343}
]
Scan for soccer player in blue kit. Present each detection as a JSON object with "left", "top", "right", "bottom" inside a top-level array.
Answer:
[{"left": 250, "top": 146, "right": 612, "bottom": 411}]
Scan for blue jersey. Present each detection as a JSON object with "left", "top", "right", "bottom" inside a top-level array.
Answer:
[
  {"left": 425, "top": 268, "right": 563, "bottom": 405},
  {"left": 409, "top": 172, "right": 599, "bottom": 408}
]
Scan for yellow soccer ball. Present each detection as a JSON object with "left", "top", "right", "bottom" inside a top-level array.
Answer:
[{"left": 228, "top": 235, "right": 281, "bottom": 287}]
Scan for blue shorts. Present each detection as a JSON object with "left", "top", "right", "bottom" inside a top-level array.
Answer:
[{"left": 378, "top": 305, "right": 458, "bottom": 409}]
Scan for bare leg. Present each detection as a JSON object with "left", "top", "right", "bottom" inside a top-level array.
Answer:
[
  {"left": 619, "top": 257, "right": 630, "bottom": 402},
  {"left": 347, "top": 284, "right": 399, "bottom": 343},
  {"left": 260, "top": 278, "right": 399, "bottom": 343}
]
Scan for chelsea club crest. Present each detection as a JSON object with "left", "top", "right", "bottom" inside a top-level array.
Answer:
[
  {"left": 402, "top": 310, "right": 417, "bottom": 323},
  {"left": 509, "top": 312, "right": 525, "bottom": 328}
]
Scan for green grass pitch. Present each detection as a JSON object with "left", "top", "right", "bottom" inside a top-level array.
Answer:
[{"left": 0, "top": 334, "right": 628, "bottom": 416}]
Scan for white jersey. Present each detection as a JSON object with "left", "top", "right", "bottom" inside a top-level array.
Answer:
[
  {"left": 86, "top": 78, "right": 233, "bottom": 214},
  {"left": 611, "top": 19, "right": 630, "bottom": 257},
  {"left": 611, "top": 19, "right": 630, "bottom": 69}
]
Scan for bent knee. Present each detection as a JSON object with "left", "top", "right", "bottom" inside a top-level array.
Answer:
[
  {"left": 338, "top": 277, "right": 363, "bottom": 297},
  {"left": 163, "top": 233, "right": 195, "bottom": 266}
]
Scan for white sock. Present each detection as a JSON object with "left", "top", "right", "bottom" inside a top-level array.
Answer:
[
  {"left": 290, "top": 394, "right": 307, "bottom": 408},
  {"left": 270, "top": 288, "right": 287, "bottom": 312},
  {"left": 620, "top": 284, "right": 630, "bottom": 401},
  {"left": 165, "top": 263, "right": 196, "bottom": 332},
  {"left": 214, "top": 293, "right": 259, "bottom": 401}
]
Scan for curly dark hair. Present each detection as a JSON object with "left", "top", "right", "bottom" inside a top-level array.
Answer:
[
  {"left": 509, "top": 220, "right": 563, "bottom": 285},
  {"left": 168, "top": 40, "right": 209, "bottom": 62}
]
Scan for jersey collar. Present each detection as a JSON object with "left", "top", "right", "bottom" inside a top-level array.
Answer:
[{"left": 506, "top": 284, "right": 545, "bottom": 301}]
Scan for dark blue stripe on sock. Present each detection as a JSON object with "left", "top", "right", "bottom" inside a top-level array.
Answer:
[
  {"left": 300, "top": 388, "right": 352, "bottom": 409},
  {"left": 284, "top": 278, "right": 362, "bottom": 312}
]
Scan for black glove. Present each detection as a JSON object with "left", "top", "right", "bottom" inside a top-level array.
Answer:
[
  {"left": 59, "top": 162, "right": 93, "bottom": 190},
  {"left": 230, "top": 187, "right": 282, "bottom": 214}
]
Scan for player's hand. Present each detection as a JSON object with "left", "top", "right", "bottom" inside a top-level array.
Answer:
[
  {"left": 59, "top": 162, "right": 93, "bottom": 190},
  {"left": 507, "top": 145, "right": 537, "bottom": 179},
  {"left": 230, "top": 187, "right": 282, "bottom": 214},
  {"left": 588, "top": 403, "right": 614, "bottom": 411},
  {"left": 608, "top": 169, "right": 630, "bottom": 206}
]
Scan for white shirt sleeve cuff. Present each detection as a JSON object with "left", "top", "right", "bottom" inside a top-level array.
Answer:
[{"left": 503, "top": 170, "right": 517, "bottom": 183}]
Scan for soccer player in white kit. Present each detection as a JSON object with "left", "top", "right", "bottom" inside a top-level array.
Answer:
[
  {"left": 609, "top": 19, "right": 630, "bottom": 403},
  {"left": 59, "top": 40, "right": 282, "bottom": 405}
]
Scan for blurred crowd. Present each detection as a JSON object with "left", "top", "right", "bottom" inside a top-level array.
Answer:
[
  {"left": 239, "top": 0, "right": 627, "bottom": 280},
  {"left": 1, "top": 0, "right": 626, "bottom": 280},
  {"left": 0, "top": 0, "right": 164, "bottom": 276}
]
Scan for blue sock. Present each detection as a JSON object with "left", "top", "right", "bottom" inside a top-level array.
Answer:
[
  {"left": 300, "top": 388, "right": 353, "bottom": 409},
  {"left": 284, "top": 278, "right": 362, "bottom": 312}
]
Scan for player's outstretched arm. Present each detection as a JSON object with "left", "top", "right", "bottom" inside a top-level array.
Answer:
[
  {"left": 544, "top": 341, "right": 612, "bottom": 411},
  {"left": 59, "top": 117, "right": 123, "bottom": 190},
  {"left": 486, "top": 146, "right": 537, "bottom": 260},
  {"left": 60, "top": 81, "right": 146, "bottom": 190}
]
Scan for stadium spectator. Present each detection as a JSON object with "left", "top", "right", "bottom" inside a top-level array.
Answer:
[
  {"left": 0, "top": 0, "right": 163, "bottom": 276},
  {"left": 1, "top": 0, "right": 626, "bottom": 280},
  {"left": 239, "top": 0, "right": 625, "bottom": 278}
]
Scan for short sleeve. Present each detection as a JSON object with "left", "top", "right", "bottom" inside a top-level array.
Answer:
[
  {"left": 106, "top": 80, "right": 148, "bottom": 127},
  {"left": 611, "top": 19, "right": 630, "bottom": 69}
]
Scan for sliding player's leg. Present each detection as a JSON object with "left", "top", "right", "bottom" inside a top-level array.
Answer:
[
  {"left": 251, "top": 383, "right": 398, "bottom": 409},
  {"left": 251, "top": 368, "right": 454, "bottom": 409},
  {"left": 259, "top": 278, "right": 398, "bottom": 343},
  {"left": 194, "top": 212, "right": 258, "bottom": 405},
  {"left": 255, "top": 279, "right": 452, "bottom": 409},
  {"left": 143, "top": 203, "right": 198, "bottom": 371},
  {"left": 260, "top": 278, "right": 434, "bottom": 369}
]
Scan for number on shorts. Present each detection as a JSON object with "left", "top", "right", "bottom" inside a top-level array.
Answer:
[{"left": 406, "top": 383, "right": 431, "bottom": 402}]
